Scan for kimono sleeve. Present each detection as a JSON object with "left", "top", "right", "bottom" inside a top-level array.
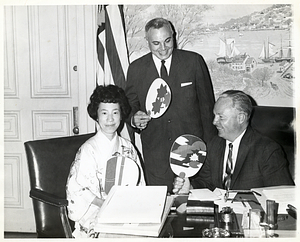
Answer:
[{"left": 66, "top": 144, "right": 100, "bottom": 222}]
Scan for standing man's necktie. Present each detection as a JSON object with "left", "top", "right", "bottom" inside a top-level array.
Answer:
[
  {"left": 224, "top": 143, "right": 233, "bottom": 191},
  {"left": 160, "top": 60, "right": 168, "bottom": 80}
]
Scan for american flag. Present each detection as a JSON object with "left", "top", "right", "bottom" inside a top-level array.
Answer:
[
  {"left": 96, "top": 5, "right": 129, "bottom": 89},
  {"left": 96, "top": 5, "right": 131, "bottom": 140}
]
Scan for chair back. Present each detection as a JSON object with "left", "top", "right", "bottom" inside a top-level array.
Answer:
[
  {"left": 251, "top": 106, "right": 295, "bottom": 179},
  {"left": 24, "top": 133, "right": 94, "bottom": 238}
]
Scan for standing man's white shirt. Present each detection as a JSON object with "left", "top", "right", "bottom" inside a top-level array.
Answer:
[{"left": 152, "top": 54, "right": 172, "bottom": 76}]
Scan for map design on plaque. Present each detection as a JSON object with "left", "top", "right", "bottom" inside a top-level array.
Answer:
[
  {"left": 146, "top": 78, "right": 171, "bottom": 118},
  {"left": 170, "top": 134, "right": 206, "bottom": 177}
]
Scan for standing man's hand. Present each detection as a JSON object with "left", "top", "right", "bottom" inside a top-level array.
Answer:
[{"left": 132, "top": 111, "right": 151, "bottom": 130}]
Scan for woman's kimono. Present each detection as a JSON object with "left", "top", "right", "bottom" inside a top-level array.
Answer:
[{"left": 66, "top": 130, "right": 145, "bottom": 238}]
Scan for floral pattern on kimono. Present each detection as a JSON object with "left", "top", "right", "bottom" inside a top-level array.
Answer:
[{"left": 66, "top": 130, "right": 145, "bottom": 238}]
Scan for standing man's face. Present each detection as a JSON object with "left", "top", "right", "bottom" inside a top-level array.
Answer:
[{"left": 146, "top": 26, "right": 174, "bottom": 60}]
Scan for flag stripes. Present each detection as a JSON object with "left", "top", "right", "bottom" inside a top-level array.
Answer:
[
  {"left": 96, "top": 26, "right": 105, "bottom": 70},
  {"left": 96, "top": 4, "right": 131, "bottom": 141},
  {"left": 96, "top": 5, "right": 129, "bottom": 90}
]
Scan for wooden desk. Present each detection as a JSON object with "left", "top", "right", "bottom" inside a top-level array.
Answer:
[{"left": 159, "top": 194, "right": 297, "bottom": 238}]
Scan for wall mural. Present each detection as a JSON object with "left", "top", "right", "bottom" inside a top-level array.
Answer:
[{"left": 124, "top": 4, "right": 294, "bottom": 107}]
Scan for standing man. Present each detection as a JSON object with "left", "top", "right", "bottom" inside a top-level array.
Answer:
[
  {"left": 125, "top": 18, "right": 216, "bottom": 192},
  {"left": 173, "top": 90, "right": 294, "bottom": 194}
]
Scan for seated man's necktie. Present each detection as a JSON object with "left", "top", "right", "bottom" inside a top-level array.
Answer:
[
  {"left": 160, "top": 60, "right": 168, "bottom": 80},
  {"left": 224, "top": 143, "right": 233, "bottom": 200}
]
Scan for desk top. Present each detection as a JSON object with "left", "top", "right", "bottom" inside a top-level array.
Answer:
[
  {"left": 160, "top": 192, "right": 296, "bottom": 238},
  {"left": 97, "top": 188, "right": 297, "bottom": 239}
]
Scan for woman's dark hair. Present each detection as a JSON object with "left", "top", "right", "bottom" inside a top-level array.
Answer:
[{"left": 87, "top": 85, "right": 131, "bottom": 122}]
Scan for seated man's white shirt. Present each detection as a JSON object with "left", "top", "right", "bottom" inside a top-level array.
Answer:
[{"left": 222, "top": 129, "right": 246, "bottom": 179}]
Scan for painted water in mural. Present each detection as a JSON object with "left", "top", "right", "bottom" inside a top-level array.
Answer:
[
  {"left": 186, "top": 29, "right": 294, "bottom": 107},
  {"left": 125, "top": 5, "right": 294, "bottom": 107}
]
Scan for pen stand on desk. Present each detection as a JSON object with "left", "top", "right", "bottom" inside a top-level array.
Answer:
[
  {"left": 218, "top": 207, "right": 243, "bottom": 237},
  {"left": 219, "top": 207, "right": 234, "bottom": 231}
]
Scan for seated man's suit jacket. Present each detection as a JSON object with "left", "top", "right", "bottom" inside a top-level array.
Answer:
[{"left": 190, "top": 126, "right": 294, "bottom": 190}]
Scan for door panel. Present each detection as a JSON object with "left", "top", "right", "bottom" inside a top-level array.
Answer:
[
  {"left": 32, "top": 110, "right": 73, "bottom": 139},
  {"left": 28, "top": 6, "right": 71, "bottom": 98}
]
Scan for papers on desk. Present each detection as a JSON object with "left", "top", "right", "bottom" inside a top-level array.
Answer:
[
  {"left": 212, "top": 188, "right": 250, "bottom": 214},
  {"left": 97, "top": 185, "right": 168, "bottom": 224},
  {"left": 186, "top": 186, "right": 297, "bottom": 215},
  {"left": 189, "top": 188, "right": 220, "bottom": 201},
  {"left": 188, "top": 188, "right": 249, "bottom": 214},
  {"left": 251, "top": 185, "right": 296, "bottom": 214}
]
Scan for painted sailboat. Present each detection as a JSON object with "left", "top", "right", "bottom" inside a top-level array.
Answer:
[
  {"left": 258, "top": 37, "right": 277, "bottom": 63},
  {"left": 217, "top": 38, "right": 240, "bottom": 64},
  {"left": 275, "top": 34, "right": 293, "bottom": 63}
]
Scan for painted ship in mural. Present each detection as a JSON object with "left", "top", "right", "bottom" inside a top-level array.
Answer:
[
  {"left": 275, "top": 35, "right": 293, "bottom": 63},
  {"left": 259, "top": 36, "right": 293, "bottom": 64},
  {"left": 258, "top": 37, "right": 277, "bottom": 63},
  {"left": 216, "top": 38, "right": 240, "bottom": 64}
]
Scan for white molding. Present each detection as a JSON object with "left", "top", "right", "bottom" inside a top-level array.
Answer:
[
  {"left": 4, "top": 154, "right": 23, "bottom": 208},
  {"left": 4, "top": 6, "right": 19, "bottom": 98},
  {"left": 4, "top": 111, "right": 21, "bottom": 141},
  {"left": 76, "top": 5, "right": 98, "bottom": 134},
  {"left": 32, "top": 110, "right": 72, "bottom": 139}
]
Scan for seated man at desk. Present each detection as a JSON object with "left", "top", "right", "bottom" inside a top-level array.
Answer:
[{"left": 173, "top": 90, "right": 294, "bottom": 194}]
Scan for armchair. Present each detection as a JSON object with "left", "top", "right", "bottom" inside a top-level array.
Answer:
[
  {"left": 24, "top": 133, "right": 94, "bottom": 238},
  {"left": 250, "top": 106, "right": 295, "bottom": 180}
]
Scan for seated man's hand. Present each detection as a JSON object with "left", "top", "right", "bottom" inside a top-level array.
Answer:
[{"left": 172, "top": 176, "right": 191, "bottom": 195}]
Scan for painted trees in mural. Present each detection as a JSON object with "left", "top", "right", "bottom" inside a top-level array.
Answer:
[
  {"left": 148, "top": 5, "right": 213, "bottom": 49},
  {"left": 124, "top": 4, "right": 294, "bottom": 106},
  {"left": 252, "top": 67, "right": 275, "bottom": 87},
  {"left": 124, "top": 5, "right": 150, "bottom": 57},
  {"left": 124, "top": 5, "right": 213, "bottom": 56}
]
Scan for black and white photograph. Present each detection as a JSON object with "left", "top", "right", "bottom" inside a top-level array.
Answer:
[{"left": 3, "top": 1, "right": 298, "bottom": 240}]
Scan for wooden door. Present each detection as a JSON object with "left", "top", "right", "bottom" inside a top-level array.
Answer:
[{"left": 4, "top": 5, "right": 97, "bottom": 232}]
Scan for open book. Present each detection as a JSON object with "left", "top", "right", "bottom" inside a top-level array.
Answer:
[
  {"left": 96, "top": 185, "right": 168, "bottom": 224},
  {"left": 95, "top": 195, "right": 174, "bottom": 237}
]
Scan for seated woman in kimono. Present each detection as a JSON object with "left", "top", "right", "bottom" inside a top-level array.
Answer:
[{"left": 66, "top": 84, "right": 145, "bottom": 238}]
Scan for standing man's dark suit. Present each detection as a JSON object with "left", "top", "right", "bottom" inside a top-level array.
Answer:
[
  {"left": 126, "top": 49, "right": 216, "bottom": 192},
  {"left": 191, "top": 126, "right": 294, "bottom": 190}
]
